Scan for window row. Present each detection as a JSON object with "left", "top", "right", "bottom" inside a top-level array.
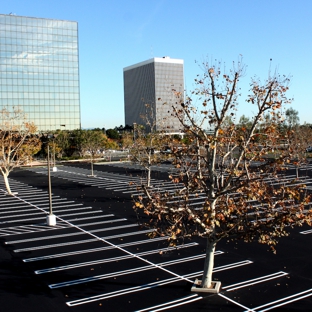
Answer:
[
  {"left": 20, "top": 105, "right": 80, "bottom": 113},
  {"left": 0, "top": 61, "right": 78, "bottom": 71},
  {"left": 30, "top": 119, "right": 80, "bottom": 127},
  {"left": 33, "top": 123, "right": 80, "bottom": 131},
  {"left": 0, "top": 85, "right": 79, "bottom": 92},
  {"left": 0, "top": 54, "right": 78, "bottom": 61},
  {"left": 0, "top": 99, "right": 80, "bottom": 107},
  {"left": 32, "top": 118, "right": 80, "bottom": 123},
  {"left": 21, "top": 105, "right": 80, "bottom": 111},
  {"left": 0, "top": 75, "right": 79, "bottom": 82},
  {"left": 0, "top": 28, "right": 77, "bottom": 37},
  {"left": 0, "top": 92, "right": 79, "bottom": 99},
  {"left": 0, "top": 53, "right": 78, "bottom": 60},
  {"left": 0, "top": 43, "right": 78, "bottom": 52},
  {"left": 0, "top": 77, "right": 78, "bottom": 83},
  {"left": 0, "top": 40, "right": 78, "bottom": 47},
  {"left": 1, "top": 64, "right": 78, "bottom": 70},
  {"left": 0, "top": 77, "right": 79, "bottom": 84},
  {"left": 0, "top": 16, "right": 77, "bottom": 30},
  {"left": 1, "top": 67, "right": 79, "bottom": 74},
  {"left": 0, "top": 85, "right": 79, "bottom": 94},
  {"left": 0, "top": 59, "right": 79, "bottom": 68},
  {"left": 27, "top": 118, "right": 80, "bottom": 126},
  {"left": 0, "top": 36, "right": 78, "bottom": 45}
]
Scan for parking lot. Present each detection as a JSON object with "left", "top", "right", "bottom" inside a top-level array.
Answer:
[{"left": 0, "top": 162, "right": 311, "bottom": 311}]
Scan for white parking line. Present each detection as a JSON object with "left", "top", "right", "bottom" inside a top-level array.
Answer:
[
  {"left": 249, "top": 288, "right": 312, "bottom": 311},
  {"left": 35, "top": 243, "right": 200, "bottom": 274},
  {"left": 23, "top": 237, "right": 169, "bottom": 262},
  {"left": 14, "top": 229, "right": 154, "bottom": 252},
  {"left": 66, "top": 260, "right": 252, "bottom": 306},
  {"left": 0, "top": 215, "right": 53, "bottom": 223},
  {"left": 65, "top": 273, "right": 199, "bottom": 306},
  {"left": 55, "top": 210, "right": 103, "bottom": 218},
  {"left": 67, "top": 218, "right": 127, "bottom": 226},
  {"left": 218, "top": 293, "right": 252, "bottom": 311},
  {"left": 6, "top": 219, "right": 134, "bottom": 244},
  {"left": 300, "top": 229, "right": 312, "bottom": 234},
  {"left": 0, "top": 205, "right": 90, "bottom": 216},
  {"left": 49, "top": 254, "right": 208, "bottom": 289},
  {"left": 222, "top": 271, "right": 288, "bottom": 291},
  {"left": 0, "top": 199, "right": 73, "bottom": 210},
  {"left": 135, "top": 294, "right": 202, "bottom": 312},
  {"left": 0, "top": 224, "right": 67, "bottom": 236}
]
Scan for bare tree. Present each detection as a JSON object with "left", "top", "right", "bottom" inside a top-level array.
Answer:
[
  {"left": 79, "top": 130, "right": 108, "bottom": 176},
  {"left": 286, "top": 124, "right": 312, "bottom": 177},
  {"left": 0, "top": 108, "right": 41, "bottom": 195},
  {"left": 128, "top": 104, "right": 170, "bottom": 187},
  {"left": 285, "top": 107, "right": 300, "bottom": 129},
  {"left": 133, "top": 58, "right": 312, "bottom": 291},
  {"left": 53, "top": 129, "right": 71, "bottom": 158}
]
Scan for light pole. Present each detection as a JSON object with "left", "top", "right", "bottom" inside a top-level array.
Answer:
[
  {"left": 133, "top": 122, "right": 136, "bottom": 141},
  {"left": 46, "top": 143, "right": 56, "bottom": 225},
  {"left": 44, "top": 134, "right": 57, "bottom": 226},
  {"left": 54, "top": 124, "right": 66, "bottom": 171},
  {"left": 52, "top": 134, "right": 58, "bottom": 172}
]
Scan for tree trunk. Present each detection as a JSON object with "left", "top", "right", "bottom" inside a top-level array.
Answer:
[
  {"left": 90, "top": 155, "right": 94, "bottom": 176},
  {"left": 147, "top": 166, "right": 151, "bottom": 187},
  {"left": 146, "top": 152, "right": 152, "bottom": 187},
  {"left": 201, "top": 238, "right": 217, "bottom": 288},
  {"left": 3, "top": 173, "right": 12, "bottom": 195}
]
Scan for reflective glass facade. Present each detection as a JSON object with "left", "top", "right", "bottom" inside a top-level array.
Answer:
[
  {"left": 124, "top": 57, "right": 184, "bottom": 132},
  {"left": 0, "top": 14, "right": 80, "bottom": 130}
]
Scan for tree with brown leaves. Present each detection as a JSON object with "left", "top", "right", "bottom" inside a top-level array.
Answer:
[
  {"left": 133, "top": 58, "right": 312, "bottom": 291},
  {"left": 128, "top": 104, "right": 170, "bottom": 187},
  {"left": 0, "top": 107, "right": 41, "bottom": 195}
]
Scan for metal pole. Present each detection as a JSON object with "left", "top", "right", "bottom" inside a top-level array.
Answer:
[
  {"left": 91, "top": 155, "right": 94, "bottom": 176},
  {"left": 133, "top": 123, "right": 136, "bottom": 141},
  {"left": 47, "top": 144, "right": 53, "bottom": 215},
  {"left": 53, "top": 139, "right": 56, "bottom": 167}
]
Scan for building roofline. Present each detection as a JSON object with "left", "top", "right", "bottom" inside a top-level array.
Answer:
[
  {"left": 0, "top": 13, "right": 77, "bottom": 23},
  {"left": 123, "top": 57, "right": 183, "bottom": 72}
]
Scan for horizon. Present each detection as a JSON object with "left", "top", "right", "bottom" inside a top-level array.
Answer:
[{"left": 1, "top": 0, "right": 311, "bottom": 129}]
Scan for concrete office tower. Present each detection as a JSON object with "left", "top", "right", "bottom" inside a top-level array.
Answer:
[
  {"left": 0, "top": 14, "right": 80, "bottom": 130},
  {"left": 123, "top": 57, "right": 184, "bottom": 133}
]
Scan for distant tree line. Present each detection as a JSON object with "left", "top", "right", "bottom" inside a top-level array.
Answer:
[{"left": 36, "top": 128, "right": 121, "bottom": 160}]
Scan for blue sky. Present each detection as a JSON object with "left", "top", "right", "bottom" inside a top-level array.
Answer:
[{"left": 2, "top": 0, "right": 312, "bottom": 129}]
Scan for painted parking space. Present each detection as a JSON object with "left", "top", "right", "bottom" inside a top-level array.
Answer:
[
  {"left": 0, "top": 164, "right": 311, "bottom": 311},
  {"left": 0, "top": 172, "right": 208, "bottom": 311},
  {"left": 27, "top": 165, "right": 183, "bottom": 197}
]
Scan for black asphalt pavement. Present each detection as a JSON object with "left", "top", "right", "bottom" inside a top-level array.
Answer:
[{"left": 0, "top": 162, "right": 311, "bottom": 312}]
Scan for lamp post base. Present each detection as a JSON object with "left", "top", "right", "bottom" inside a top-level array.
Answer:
[{"left": 46, "top": 214, "right": 56, "bottom": 226}]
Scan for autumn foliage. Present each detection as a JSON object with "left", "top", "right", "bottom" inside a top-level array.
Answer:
[
  {"left": 133, "top": 58, "right": 312, "bottom": 289},
  {"left": 0, "top": 107, "right": 41, "bottom": 194}
]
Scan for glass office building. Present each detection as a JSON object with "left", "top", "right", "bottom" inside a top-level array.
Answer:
[
  {"left": 0, "top": 14, "right": 80, "bottom": 131},
  {"left": 124, "top": 57, "right": 184, "bottom": 133}
]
